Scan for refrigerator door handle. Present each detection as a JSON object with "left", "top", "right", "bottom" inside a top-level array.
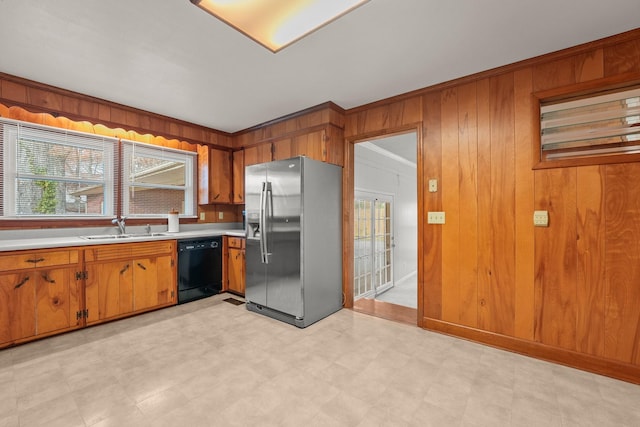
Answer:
[
  {"left": 263, "top": 181, "right": 272, "bottom": 264},
  {"left": 259, "top": 181, "right": 271, "bottom": 264}
]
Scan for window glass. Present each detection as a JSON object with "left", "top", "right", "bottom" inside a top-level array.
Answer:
[
  {"left": 121, "top": 140, "right": 196, "bottom": 217},
  {"left": 1, "top": 118, "right": 116, "bottom": 217},
  {"left": 0, "top": 118, "right": 196, "bottom": 219}
]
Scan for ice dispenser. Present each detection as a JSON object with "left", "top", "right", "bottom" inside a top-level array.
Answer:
[{"left": 246, "top": 211, "right": 260, "bottom": 239}]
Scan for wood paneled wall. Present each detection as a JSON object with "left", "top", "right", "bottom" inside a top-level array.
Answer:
[
  {"left": 234, "top": 102, "right": 345, "bottom": 149},
  {"left": 0, "top": 73, "right": 235, "bottom": 228},
  {"left": 0, "top": 72, "right": 232, "bottom": 149},
  {"left": 344, "top": 28, "right": 640, "bottom": 383}
]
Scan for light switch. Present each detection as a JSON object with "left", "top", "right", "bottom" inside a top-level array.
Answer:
[
  {"left": 199, "top": 212, "right": 205, "bottom": 221},
  {"left": 429, "top": 179, "right": 438, "bottom": 193},
  {"left": 218, "top": 211, "right": 224, "bottom": 220},
  {"left": 427, "top": 211, "right": 445, "bottom": 224},
  {"left": 533, "top": 210, "right": 549, "bottom": 227}
]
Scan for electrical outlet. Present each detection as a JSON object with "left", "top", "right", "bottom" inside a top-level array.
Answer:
[
  {"left": 427, "top": 211, "right": 445, "bottom": 224},
  {"left": 218, "top": 211, "right": 224, "bottom": 220},
  {"left": 533, "top": 210, "right": 549, "bottom": 227},
  {"left": 199, "top": 212, "right": 205, "bottom": 221}
]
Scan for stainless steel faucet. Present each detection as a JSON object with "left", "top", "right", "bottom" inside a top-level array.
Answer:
[{"left": 112, "top": 217, "right": 126, "bottom": 235}]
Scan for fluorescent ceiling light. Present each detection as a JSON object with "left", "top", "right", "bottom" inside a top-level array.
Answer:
[{"left": 190, "top": 0, "right": 370, "bottom": 52}]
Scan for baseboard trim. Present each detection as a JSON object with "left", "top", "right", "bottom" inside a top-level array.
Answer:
[{"left": 423, "top": 317, "right": 640, "bottom": 384}]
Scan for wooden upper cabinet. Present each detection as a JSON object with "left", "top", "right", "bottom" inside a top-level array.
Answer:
[
  {"left": 244, "top": 143, "right": 272, "bottom": 166},
  {"left": 292, "top": 130, "right": 325, "bottom": 160},
  {"left": 198, "top": 145, "right": 232, "bottom": 204},
  {"left": 232, "top": 150, "right": 244, "bottom": 204},
  {"left": 272, "top": 138, "right": 292, "bottom": 161},
  {"left": 272, "top": 129, "right": 343, "bottom": 166}
]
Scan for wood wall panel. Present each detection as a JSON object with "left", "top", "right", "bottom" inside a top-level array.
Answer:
[
  {"left": 0, "top": 72, "right": 231, "bottom": 149},
  {"left": 481, "top": 74, "right": 517, "bottom": 336},
  {"left": 440, "top": 88, "right": 460, "bottom": 324},
  {"left": 604, "top": 163, "right": 640, "bottom": 365},
  {"left": 576, "top": 166, "right": 606, "bottom": 357},
  {"left": 457, "top": 82, "right": 479, "bottom": 328},
  {"left": 533, "top": 56, "right": 577, "bottom": 92},
  {"left": 345, "top": 98, "right": 422, "bottom": 138},
  {"left": 534, "top": 168, "right": 578, "bottom": 350},
  {"left": 604, "top": 39, "right": 640, "bottom": 76},
  {"left": 476, "top": 78, "right": 493, "bottom": 332},
  {"left": 575, "top": 49, "right": 605, "bottom": 82},
  {"left": 513, "top": 68, "right": 535, "bottom": 341},
  {"left": 234, "top": 102, "right": 344, "bottom": 149},
  {"left": 422, "top": 92, "right": 443, "bottom": 319}
]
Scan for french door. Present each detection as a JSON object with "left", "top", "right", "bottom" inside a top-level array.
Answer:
[{"left": 354, "top": 192, "right": 393, "bottom": 300}]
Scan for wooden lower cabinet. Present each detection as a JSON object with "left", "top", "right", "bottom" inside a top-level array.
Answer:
[
  {"left": 1, "top": 241, "right": 177, "bottom": 348},
  {"left": 227, "top": 237, "right": 245, "bottom": 295},
  {"left": 84, "top": 241, "right": 177, "bottom": 325},
  {"left": 0, "top": 249, "right": 82, "bottom": 347},
  {"left": 84, "top": 260, "right": 134, "bottom": 324}
]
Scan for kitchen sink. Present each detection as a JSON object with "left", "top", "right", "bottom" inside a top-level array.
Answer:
[
  {"left": 80, "top": 234, "right": 133, "bottom": 240},
  {"left": 80, "top": 232, "right": 170, "bottom": 240}
]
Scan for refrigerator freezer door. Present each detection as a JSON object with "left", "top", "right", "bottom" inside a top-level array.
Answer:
[
  {"left": 245, "top": 163, "right": 268, "bottom": 307},
  {"left": 265, "top": 158, "right": 303, "bottom": 317},
  {"left": 245, "top": 238, "right": 267, "bottom": 306}
]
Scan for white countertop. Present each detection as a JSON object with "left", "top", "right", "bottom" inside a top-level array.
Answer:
[{"left": 0, "top": 226, "right": 246, "bottom": 252}]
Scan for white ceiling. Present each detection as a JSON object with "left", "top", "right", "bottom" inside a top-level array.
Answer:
[{"left": 1, "top": 1, "right": 639, "bottom": 134}]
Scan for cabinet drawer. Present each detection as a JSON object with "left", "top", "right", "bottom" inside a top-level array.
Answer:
[
  {"left": 228, "top": 237, "right": 245, "bottom": 249},
  {"left": 0, "top": 249, "right": 78, "bottom": 271},
  {"left": 85, "top": 241, "right": 176, "bottom": 262}
]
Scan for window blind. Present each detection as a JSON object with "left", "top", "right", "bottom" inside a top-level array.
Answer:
[
  {"left": 541, "top": 87, "right": 640, "bottom": 160},
  {"left": 0, "top": 117, "right": 117, "bottom": 217}
]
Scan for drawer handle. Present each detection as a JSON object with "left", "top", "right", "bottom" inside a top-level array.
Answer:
[
  {"left": 137, "top": 262, "right": 147, "bottom": 270},
  {"left": 213, "top": 193, "right": 220, "bottom": 200},
  {"left": 14, "top": 276, "right": 30, "bottom": 289},
  {"left": 26, "top": 258, "right": 45, "bottom": 264},
  {"left": 42, "top": 274, "right": 56, "bottom": 284},
  {"left": 120, "top": 264, "right": 130, "bottom": 274}
]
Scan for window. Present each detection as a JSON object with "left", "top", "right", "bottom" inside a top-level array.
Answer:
[
  {"left": 121, "top": 140, "right": 196, "bottom": 217},
  {"left": 540, "top": 86, "right": 640, "bottom": 163},
  {"left": 1, "top": 118, "right": 116, "bottom": 217},
  {"left": 0, "top": 118, "right": 197, "bottom": 219}
]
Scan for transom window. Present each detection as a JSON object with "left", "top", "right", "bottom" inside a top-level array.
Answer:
[
  {"left": 0, "top": 117, "right": 196, "bottom": 219},
  {"left": 540, "top": 86, "right": 640, "bottom": 164}
]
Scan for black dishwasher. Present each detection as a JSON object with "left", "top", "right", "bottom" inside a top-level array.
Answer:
[{"left": 177, "top": 237, "right": 222, "bottom": 304}]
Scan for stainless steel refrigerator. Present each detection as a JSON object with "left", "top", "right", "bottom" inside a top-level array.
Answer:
[{"left": 244, "top": 156, "right": 342, "bottom": 328}]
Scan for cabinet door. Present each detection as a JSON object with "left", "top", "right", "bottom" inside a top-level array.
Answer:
[
  {"left": 210, "top": 148, "right": 232, "bottom": 203},
  {"left": 292, "top": 130, "right": 325, "bottom": 161},
  {"left": 0, "top": 272, "right": 35, "bottom": 345},
  {"left": 133, "top": 257, "right": 158, "bottom": 311},
  {"left": 198, "top": 145, "right": 232, "bottom": 205},
  {"left": 244, "top": 143, "right": 272, "bottom": 166},
  {"left": 132, "top": 255, "right": 174, "bottom": 311},
  {"left": 35, "top": 267, "right": 81, "bottom": 335},
  {"left": 155, "top": 254, "right": 175, "bottom": 306},
  {"left": 233, "top": 150, "right": 244, "bottom": 204},
  {"left": 228, "top": 248, "right": 245, "bottom": 295},
  {"left": 272, "top": 138, "right": 292, "bottom": 161},
  {"left": 85, "top": 261, "right": 134, "bottom": 324}
]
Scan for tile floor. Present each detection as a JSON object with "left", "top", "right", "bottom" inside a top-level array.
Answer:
[
  {"left": 374, "top": 274, "right": 417, "bottom": 308},
  {"left": 1, "top": 293, "right": 639, "bottom": 426}
]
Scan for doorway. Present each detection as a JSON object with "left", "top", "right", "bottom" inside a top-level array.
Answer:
[
  {"left": 354, "top": 191, "right": 394, "bottom": 300},
  {"left": 352, "top": 131, "right": 418, "bottom": 323}
]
